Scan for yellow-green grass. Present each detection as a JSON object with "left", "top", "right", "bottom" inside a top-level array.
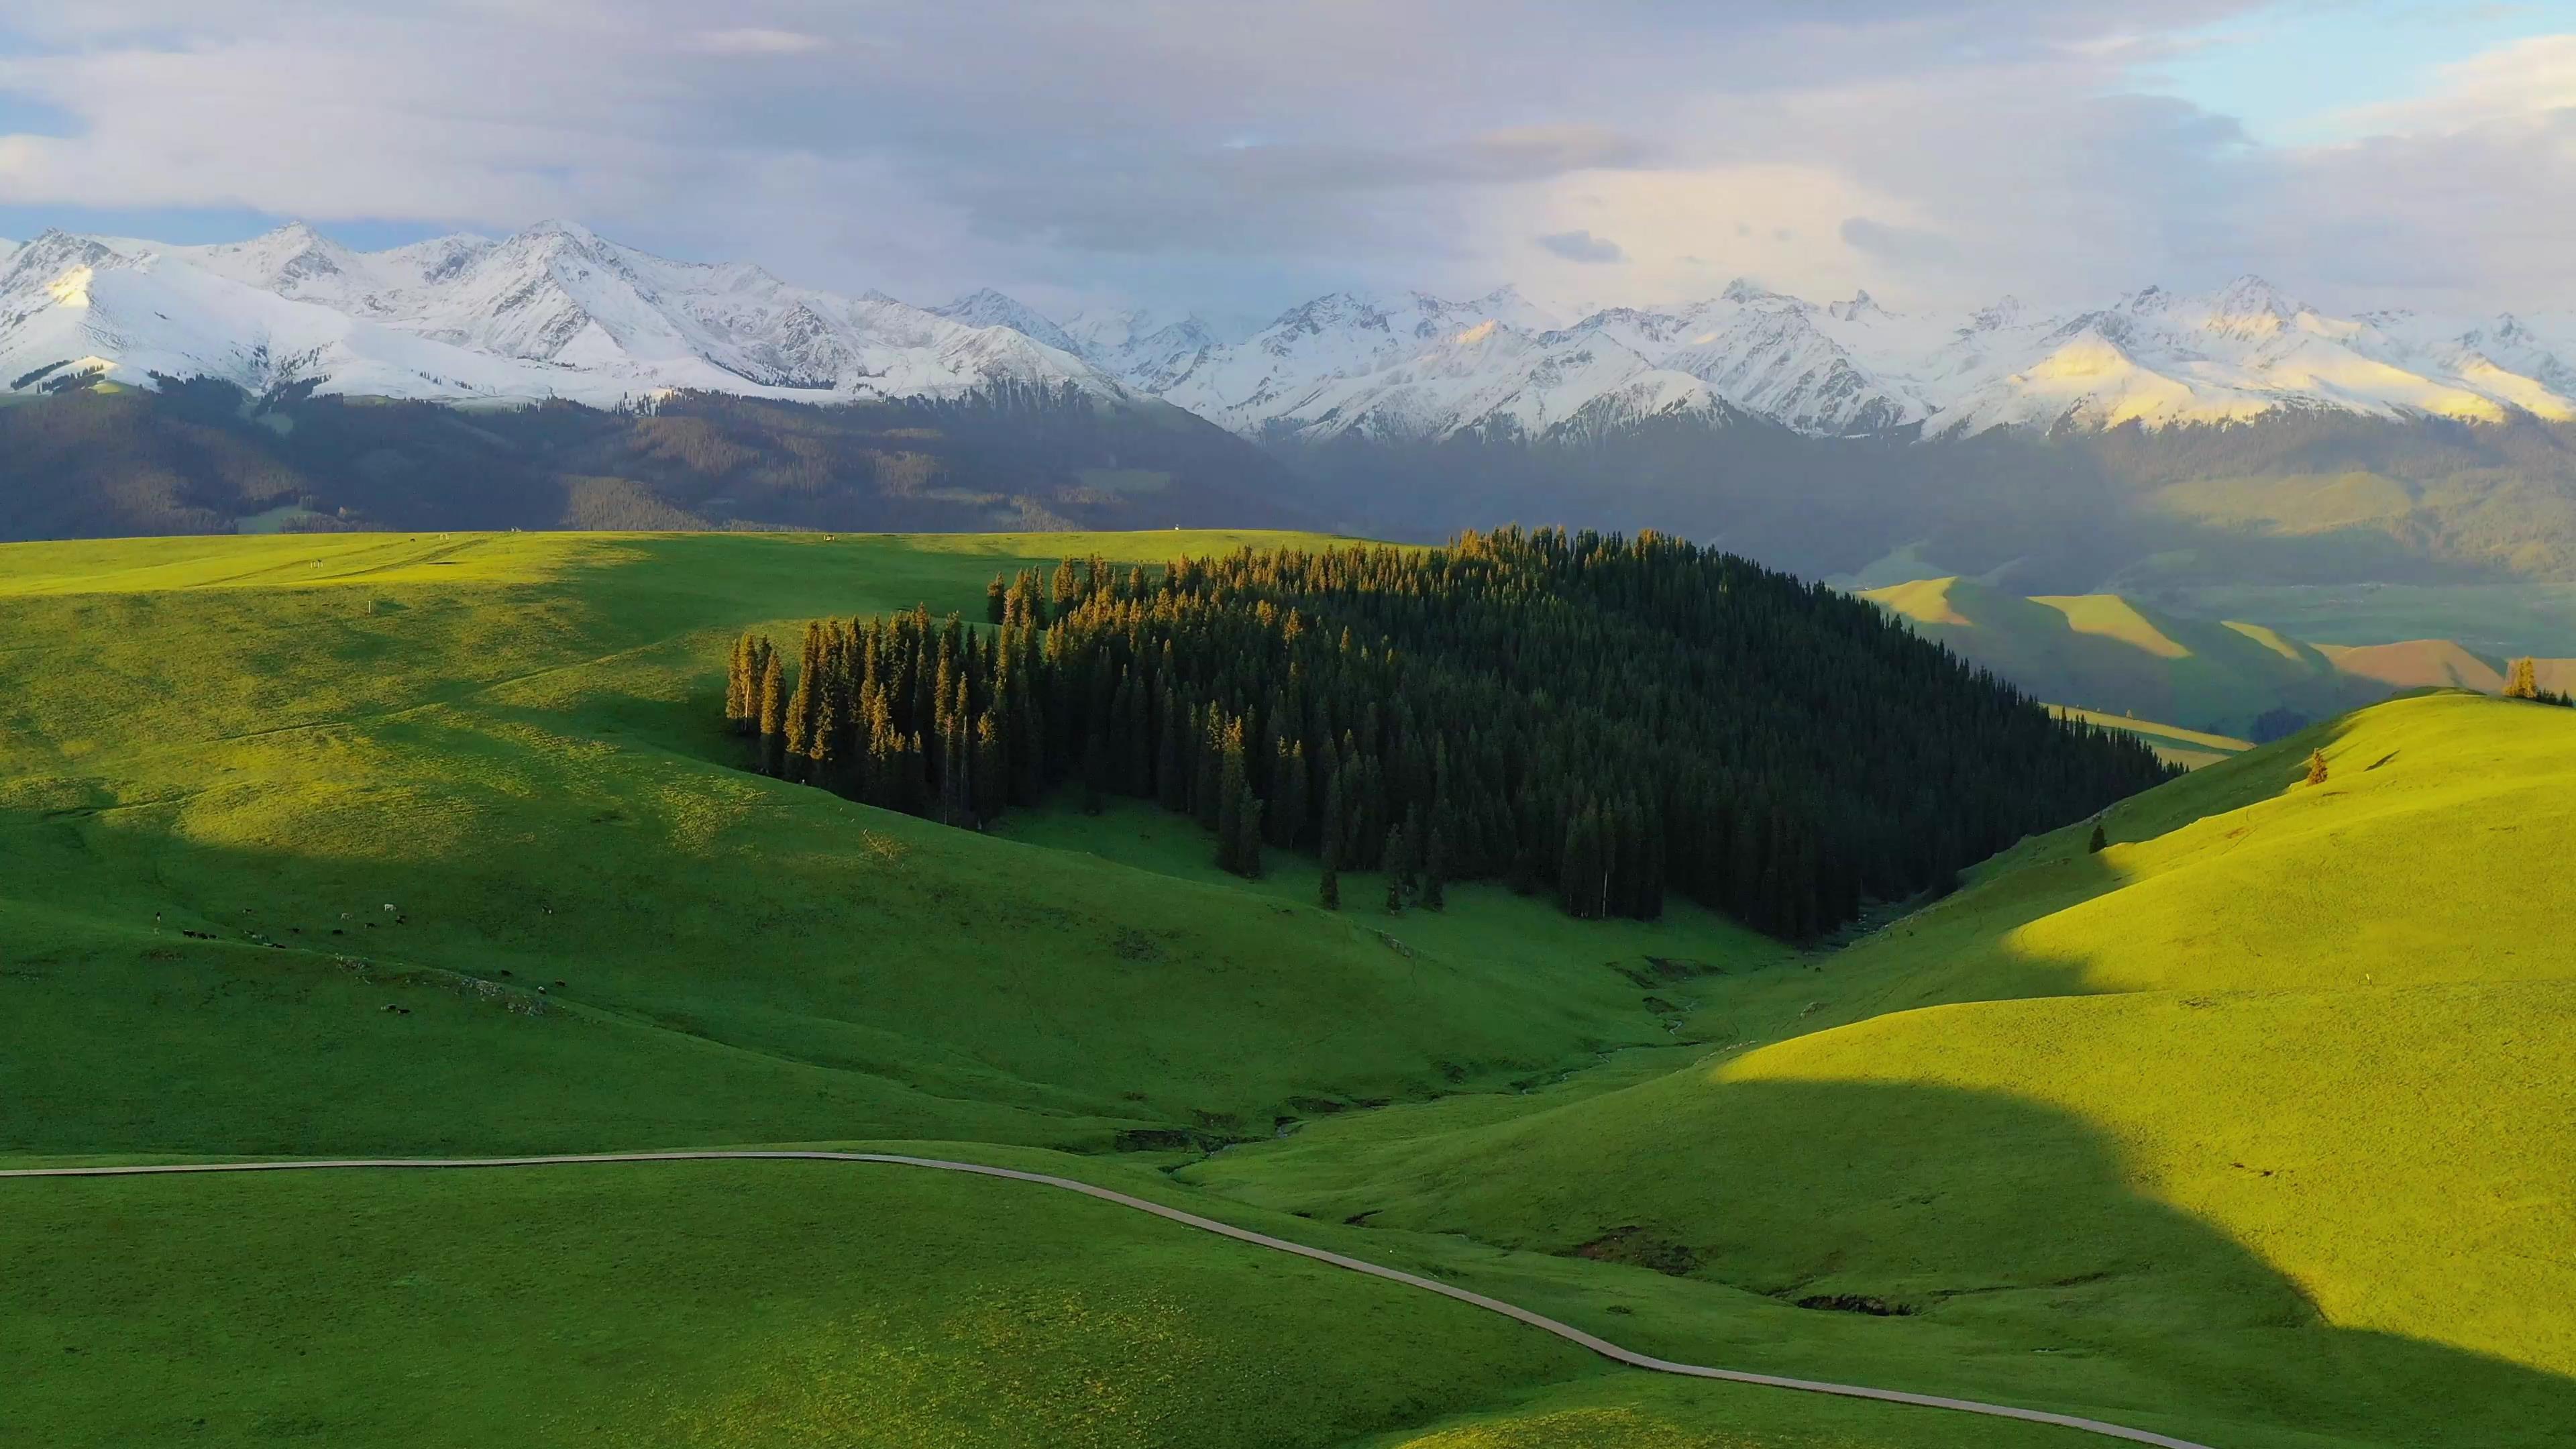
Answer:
[
  {"left": 1864, "top": 576, "right": 2370, "bottom": 735},
  {"left": 2048, "top": 706, "right": 2251, "bottom": 769},
  {"left": 1189, "top": 692, "right": 2576, "bottom": 1448},
  {"left": 0, "top": 529, "right": 1744, "bottom": 1159}
]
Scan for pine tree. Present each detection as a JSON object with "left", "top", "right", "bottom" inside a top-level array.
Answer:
[
  {"left": 986, "top": 574, "right": 1008, "bottom": 626},
  {"left": 1424, "top": 823, "right": 1448, "bottom": 910},
  {"left": 2088, "top": 821, "right": 2108, "bottom": 853},
  {"left": 756, "top": 649, "right": 787, "bottom": 777},
  {"left": 1216, "top": 720, "right": 1252, "bottom": 873},
  {"left": 1383, "top": 823, "right": 1411, "bottom": 911},
  {"left": 2505, "top": 657, "right": 2540, "bottom": 700},
  {"left": 1318, "top": 862, "right": 1340, "bottom": 910},
  {"left": 1194, "top": 708, "right": 1224, "bottom": 832},
  {"left": 1268, "top": 741, "right": 1308, "bottom": 848},
  {"left": 2306, "top": 749, "right": 2330, "bottom": 786},
  {"left": 1232, "top": 784, "right": 1265, "bottom": 879},
  {"left": 724, "top": 633, "right": 752, "bottom": 733},
  {"left": 783, "top": 623, "right": 823, "bottom": 782},
  {"left": 1320, "top": 766, "right": 1346, "bottom": 875}
]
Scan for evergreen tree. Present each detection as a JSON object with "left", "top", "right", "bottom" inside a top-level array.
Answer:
[
  {"left": 1267, "top": 741, "right": 1309, "bottom": 848},
  {"left": 1318, "top": 862, "right": 1340, "bottom": 910},
  {"left": 782, "top": 623, "right": 822, "bottom": 781},
  {"left": 1194, "top": 707, "right": 1224, "bottom": 832},
  {"left": 1383, "top": 822, "right": 1412, "bottom": 910},
  {"left": 1232, "top": 785, "right": 1265, "bottom": 879},
  {"left": 1319, "top": 765, "right": 1346, "bottom": 873},
  {"left": 1215, "top": 719, "right": 1252, "bottom": 873},
  {"left": 1424, "top": 824, "right": 1448, "bottom": 910},
  {"left": 724, "top": 633, "right": 752, "bottom": 733},
  {"left": 2306, "top": 749, "right": 2330, "bottom": 786},
  {"left": 2505, "top": 657, "right": 2540, "bottom": 700},
  {"left": 1081, "top": 735, "right": 1107, "bottom": 816},
  {"left": 985, "top": 574, "right": 1008, "bottom": 626},
  {"left": 2088, "top": 821, "right": 2108, "bottom": 853},
  {"left": 756, "top": 649, "right": 787, "bottom": 777}
]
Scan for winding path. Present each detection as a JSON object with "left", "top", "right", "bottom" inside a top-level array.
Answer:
[{"left": 1, "top": 1150, "right": 2213, "bottom": 1449}]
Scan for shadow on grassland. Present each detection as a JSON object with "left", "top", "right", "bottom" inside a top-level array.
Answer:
[{"left": 1189, "top": 1064, "right": 2576, "bottom": 1449}]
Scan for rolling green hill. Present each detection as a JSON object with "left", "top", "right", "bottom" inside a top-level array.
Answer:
[
  {"left": 5, "top": 531, "right": 2571, "bottom": 1449},
  {"left": 1189, "top": 692, "right": 2576, "bottom": 1446}
]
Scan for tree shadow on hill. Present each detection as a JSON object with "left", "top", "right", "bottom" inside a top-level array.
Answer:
[{"left": 1319, "top": 1071, "right": 2576, "bottom": 1449}]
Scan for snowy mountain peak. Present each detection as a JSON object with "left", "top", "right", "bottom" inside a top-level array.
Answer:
[
  {"left": 0, "top": 220, "right": 1132, "bottom": 410},
  {"left": 932, "top": 288, "right": 1083, "bottom": 357},
  {"left": 2212, "top": 273, "right": 2298, "bottom": 317},
  {"left": 1966, "top": 296, "right": 2025, "bottom": 332},
  {"left": 1827, "top": 290, "right": 1890, "bottom": 323},
  {"left": 1720, "top": 277, "right": 1798, "bottom": 307}
]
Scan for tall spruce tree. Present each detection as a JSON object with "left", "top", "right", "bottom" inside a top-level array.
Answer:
[{"left": 756, "top": 650, "right": 787, "bottom": 777}]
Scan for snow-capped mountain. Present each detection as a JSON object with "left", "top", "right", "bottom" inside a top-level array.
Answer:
[
  {"left": 0, "top": 222, "right": 1130, "bottom": 408},
  {"left": 1055, "top": 306, "right": 1232, "bottom": 394},
  {"left": 964, "top": 273, "right": 2576, "bottom": 445},
  {"left": 10, "top": 216, "right": 2576, "bottom": 445},
  {"left": 932, "top": 288, "right": 1087, "bottom": 360}
]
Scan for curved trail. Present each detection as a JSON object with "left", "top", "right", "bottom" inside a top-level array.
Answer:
[{"left": 1, "top": 1150, "right": 2213, "bottom": 1449}]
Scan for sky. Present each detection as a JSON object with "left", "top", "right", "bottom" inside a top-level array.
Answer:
[{"left": 1, "top": 0, "right": 2574, "bottom": 324}]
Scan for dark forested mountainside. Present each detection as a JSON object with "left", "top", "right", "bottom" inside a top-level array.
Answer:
[
  {"left": 728, "top": 529, "right": 2175, "bottom": 938},
  {"left": 0, "top": 380, "right": 1311, "bottom": 539}
]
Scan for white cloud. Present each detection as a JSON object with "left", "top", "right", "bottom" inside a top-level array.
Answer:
[
  {"left": 692, "top": 28, "right": 833, "bottom": 56},
  {"left": 2337, "top": 33, "right": 2576, "bottom": 133},
  {"left": 0, "top": 2, "right": 2569, "bottom": 316},
  {"left": 1535, "top": 229, "right": 1624, "bottom": 264}
]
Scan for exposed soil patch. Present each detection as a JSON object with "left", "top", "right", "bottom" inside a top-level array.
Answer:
[
  {"left": 1572, "top": 1226, "right": 1701, "bottom": 1277},
  {"left": 1792, "top": 1293, "right": 1914, "bottom": 1317}
]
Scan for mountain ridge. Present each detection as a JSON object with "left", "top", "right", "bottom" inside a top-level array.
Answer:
[{"left": 12, "top": 219, "right": 2576, "bottom": 449}]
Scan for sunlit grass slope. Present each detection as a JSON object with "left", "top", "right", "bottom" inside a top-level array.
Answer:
[
  {"left": 2048, "top": 706, "right": 2250, "bottom": 769},
  {"left": 1866, "top": 576, "right": 2375, "bottom": 733},
  {"left": 1193, "top": 692, "right": 2576, "bottom": 1448},
  {"left": 0, "top": 529, "right": 1766, "bottom": 1157}
]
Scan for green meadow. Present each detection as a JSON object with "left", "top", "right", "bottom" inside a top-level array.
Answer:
[{"left": 3, "top": 530, "right": 2570, "bottom": 1448}]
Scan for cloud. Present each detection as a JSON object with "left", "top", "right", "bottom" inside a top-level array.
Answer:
[
  {"left": 1838, "top": 216, "right": 1960, "bottom": 265},
  {"left": 692, "top": 29, "right": 833, "bottom": 56},
  {"left": 0, "top": 1, "right": 2567, "bottom": 316},
  {"left": 1536, "top": 229, "right": 1625, "bottom": 264}
]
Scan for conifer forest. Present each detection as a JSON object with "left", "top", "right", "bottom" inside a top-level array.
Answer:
[{"left": 726, "top": 529, "right": 2175, "bottom": 937}]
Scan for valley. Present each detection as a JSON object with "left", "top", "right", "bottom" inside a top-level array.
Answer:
[{"left": 3, "top": 529, "right": 2569, "bottom": 1448}]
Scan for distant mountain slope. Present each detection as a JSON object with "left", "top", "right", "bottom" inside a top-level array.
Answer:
[
  {"left": 2316, "top": 639, "right": 2576, "bottom": 695},
  {"left": 0, "top": 382, "right": 1316, "bottom": 539},
  {"left": 1865, "top": 576, "right": 2399, "bottom": 735}
]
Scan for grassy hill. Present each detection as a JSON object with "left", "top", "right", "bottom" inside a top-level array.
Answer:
[
  {"left": 6, "top": 530, "right": 2570, "bottom": 1449},
  {"left": 1188, "top": 692, "right": 2576, "bottom": 1447},
  {"left": 0, "top": 530, "right": 1801, "bottom": 1158}
]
